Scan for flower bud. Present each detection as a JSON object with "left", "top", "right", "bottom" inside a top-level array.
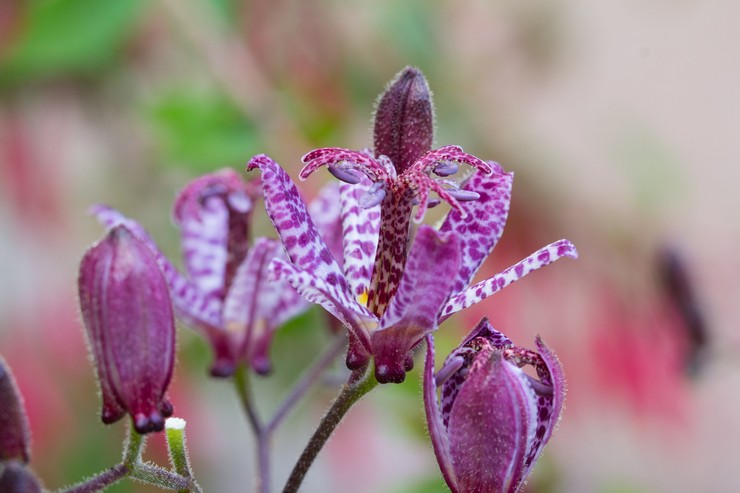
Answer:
[
  {"left": 424, "top": 319, "right": 565, "bottom": 493},
  {"left": 0, "top": 462, "right": 43, "bottom": 493},
  {"left": 78, "top": 226, "right": 176, "bottom": 434},
  {"left": 0, "top": 358, "right": 31, "bottom": 463},
  {"left": 373, "top": 66, "right": 434, "bottom": 174}
]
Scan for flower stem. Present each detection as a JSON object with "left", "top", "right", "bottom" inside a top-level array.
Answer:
[
  {"left": 234, "top": 365, "right": 270, "bottom": 493},
  {"left": 282, "top": 365, "right": 378, "bottom": 493},
  {"left": 267, "top": 334, "right": 346, "bottom": 434}
]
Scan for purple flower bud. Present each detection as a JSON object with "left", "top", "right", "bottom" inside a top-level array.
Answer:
[
  {"left": 78, "top": 226, "right": 176, "bottom": 434},
  {"left": 424, "top": 319, "right": 565, "bottom": 493},
  {"left": 0, "top": 358, "right": 31, "bottom": 463},
  {"left": 0, "top": 462, "right": 43, "bottom": 493},
  {"left": 373, "top": 66, "right": 434, "bottom": 174}
]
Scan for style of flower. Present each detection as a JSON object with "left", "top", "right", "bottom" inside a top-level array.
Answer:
[
  {"left": 423, "top": 318, "right": 565, "bottom": 493},
  {"left": 92, "top": 169, "right": 340, "bottom": 377},
  {"left": 248, "top": 67, "right": 577, "bottom": 384},
  {"left": 78, "top": 226, "right": 176, "bottom": 434}
]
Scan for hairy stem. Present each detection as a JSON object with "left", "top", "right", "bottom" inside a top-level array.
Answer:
[
  {"left": 234, "top": 365, "right": 270, "bottom": 493},
  {"left": 282, "top": 366, "right": 378, "bottom": 493},
  {"left": 267, "top": 334, "right": 346, "bottom": 434}
]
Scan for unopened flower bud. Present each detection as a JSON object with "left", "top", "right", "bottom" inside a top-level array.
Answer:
[
  {"left": 78, "top": 226, "right": 176, "bottom": 434},
  {"left": 0, "top": 462, "right": 43, "bottom": 493},
  {"left": 373, "top": 66, "right": 434, "bottom": 174},
  {"left": 424, "top": 319, "right": 565, "bottom": 493},
  {"left": 0, "top": 358, "right": 31, "bottom": 463}
]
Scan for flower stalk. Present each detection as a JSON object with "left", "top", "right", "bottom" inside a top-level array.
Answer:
[{"left": 282, "top": 365, "right": 378, "bottom": 493}]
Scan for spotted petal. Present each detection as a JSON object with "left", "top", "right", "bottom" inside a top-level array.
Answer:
[
  {"left": 438, "top": 168, "right": 513, "bottom": 295},
  {"left": 223, "top": 238, "right": 307, "bottom": 374},
  {"left": 308, "top": 181, "right": 344, "bottom": 262},
  {"left": 371, "top": 226, "right": 460, "bottom": 383},
  {"left": 517, "top": 335, "right": 566, "bottom": 489},
  {"left": 339, "top": 178, "right": 381, "bottom": 298},
  {"left": 247, "top": 155, "right": 357, "bottom": 309},
  {"left": 423, "top": 335, "right": 459, "bottom": 493},
  {"left": 269, "top": 258, "right": 373, "bottom": 352},
  {"left": 441, "top": 239, "right": 578, "bottom": 320}
]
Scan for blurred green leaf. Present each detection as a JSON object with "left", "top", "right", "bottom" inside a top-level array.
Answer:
[
  {"left": 149, "top": 90, "right": 263, "bottom": 173},
  {"left": 0, "top": 0, "right": 143, "bottom": 84},
  {"left": 392, "top": 476, "right": 449, "bottom": 493}
]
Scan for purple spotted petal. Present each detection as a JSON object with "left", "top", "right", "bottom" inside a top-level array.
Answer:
[
  {"left": 447, "top": 346, "right": 537, "bottom": 493},
  {"left": 308, "top": 181, "right": 344, "bottom": 263},
  {"left": 269, "top": 258, "right": 373, "bottom": 353},
  {"left": 517, "top": 336, "right": 566, "bottom": 488},
  {"left": 90, "top": 205, "right": 223, "bottom": 331},
  {"left": 172, "top": 169, "right": 257, "bottom": 297},
  {"left": 176, "top": 193, "right": 230, "bottom": 298},
  {"left": 371, "top": 226, "right": 460, "bottom": 383},
  {"left": 441, "top": 239, "right": 578, "bottom": 320},
  {"left": 339, "top": 178, "right": 381, "bottom": 299},
  {"left": 223, "top": 238, "right": 308, "bottom": 374},
  {"left": 423, "top": 335, "right": 459, "bottom": 493},
  {"left": 247, "top": 155, "right": 358, "bottom": 308},
  {"left": 438, "top": 169, "right": 513, "bottom": 295}
]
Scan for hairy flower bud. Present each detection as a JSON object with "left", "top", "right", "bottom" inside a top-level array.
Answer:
[
  {"left": 78, "top": 226, "right": 176, "bottom": 434},
  {"left": 0, "top": 358, "right": 31, "bottom": 463},
  {"left": 373, "top": 66, "right": 434, "bottom": 174},
  {"left": 0, "top": 462, "right": 43, "bottom": 493},
  {"left": 424, "top": 319, "right": 565, "bottom": 493}
]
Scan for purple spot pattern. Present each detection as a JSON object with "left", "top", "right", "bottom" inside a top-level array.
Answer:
[
  {"left": 371, "top": 226, "right": 460, "bottom": 382},
  {"left": 438, "top": 168, "right": 513, "bottom": 296},
  {"left": 441, "top": 239, "right": 579, "bottom": 319},
  {"left": 223, "top": 238, "right": 306, "bottom": 373},
  {"left": 425, "top": 320, "right": 564, "bottom": 492},
  {"left": 248, "top": 155, "right": 364, "bottom": 320},
  {"left": 300, "top": 145, "right": 492, "bottom": 318},
  {"left": 308, "top": 181, "right": 344, "bottom": 262},
  {"left": 339, "top": 178, "right": 380, "bottom": 298},
  {"left": 269, "top": 258, "right": 372, "bottom": 351},
  {"left": 172, "top": 169, "right": 258, "bottom": 298}
]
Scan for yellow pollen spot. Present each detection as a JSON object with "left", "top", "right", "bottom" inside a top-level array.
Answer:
[{"left": 357, "top": 290, "right": 369, "bottom": 307}]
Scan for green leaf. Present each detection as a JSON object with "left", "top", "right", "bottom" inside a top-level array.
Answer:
[
  {"left": 148, "top": 90, "right": 263, "bottom": 173},
  {"left": 0, "top": 0, "right": 144, "bottom": 84}
]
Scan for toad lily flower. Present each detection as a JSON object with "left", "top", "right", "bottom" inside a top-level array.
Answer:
[
  {"left": 423, "top": 318, "right": 565, "bottom": 493},
  {"left": 79, "top": 226, "right": 176, "bottom": 433},
  {"left": 248, "top": 67, "right": 577, "bottom": 384},
  {"left": 92, "top": 169, "right": 339, "bottom": 377}
]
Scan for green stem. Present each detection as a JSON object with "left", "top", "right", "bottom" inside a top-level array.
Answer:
[
  {"left": 282, "top": 365, "right": 378, "bottom": 493},
  {"left": 234, "top": 365, "right": 270, "bottom": 493},
  {"left": 165, "top": 419, "right": 202, "bottom": 493}
]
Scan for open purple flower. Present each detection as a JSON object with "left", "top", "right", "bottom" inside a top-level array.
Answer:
[
  {"left": 92, "top": 169, "right": 339, "bottom": 377},
  {"left": 424, "top": 318, "right": 565, "bottom": 493},
  {"left": 248, "top": 67, "right": 577, "bottom": 384},
  {"left": 79, "top": 226, "right": 176, "bottom": 434}
]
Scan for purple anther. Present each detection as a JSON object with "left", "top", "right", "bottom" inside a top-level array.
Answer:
[
  {"left": 446, "top": 188, "right": 480, "bottom": 202},
  {"left": 328, "top": 165, "right": 363, "bottom": 185},
  {"left": 359, "top": 182, "right": 387, "bottom": 208},
  {"left": 433, "top": 161, "right": 459, "bottom": 177}
]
